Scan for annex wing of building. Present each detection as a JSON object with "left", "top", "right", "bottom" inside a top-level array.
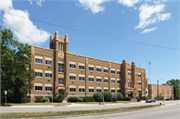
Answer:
[{"left": 28, "top": 31, "right": 148, "bottom": 102}]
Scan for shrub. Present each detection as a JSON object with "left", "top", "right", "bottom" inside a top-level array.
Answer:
[
  {"left": 93, "top": 92, "right": 103, "bottom": 102},
  {"left": 35, "top": 98, "right": 42, "bottom": 102},
  {"left": 123, "top": 97, "right": 131, "bottom": 101},
  {"left": 142, "top": 96, "right": 147, "bottom": 100},
  {"left": 53, "top": 97, "right": 60, "bottom": 102},
  {"left": 21, "top": 96, "right": 30, "bottom": 103},
  {"left": 102, "top": 91, "right": 112, "bottom": 102},
  {"left": 83, "top": 96, "right": 95, "bottom": 102},
  {"left": 68, "top": 97, "right": 78, "bottom": 102},
  {"left": 78, "top": 98, "right": 83, "bottom": 102},
  {"left": 117, "top": 93, "right": 123, "bottom": 101},
  {"left": 139, "top": 91, "right": 142, "bottom": 100},
  {"left": 41, "top": 98, "right": 49, "bottom": 102}
]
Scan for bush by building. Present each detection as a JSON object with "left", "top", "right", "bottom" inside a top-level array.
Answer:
[
  {"left": 35, "top": 98, "right": 42, "bottom": 102},
  {"left": 78, "top": 98, "right": 83, "bottom": 102},
  {"left": 41, "top": 97, "right": 49, "bottom": 102},
  {"left": 102, "top": 91, "right": 112, "bottom": 102},
  {"left": 142, "top": 96, "right": 147, "bottom": 100},
  {"left": 93, "top": 92, "right": 103, "bottom": 102},
  {"left": 139, "top": 91, "right": 142, "bottom": 100},
  {"left": 117, "top": 93, "right": 123, "bottom": 101},
  {"left": 123, "top": 97, "right": 131, "bottom": 101},
  {"left": 68, "top": 97, "right": 78, "bottom": 102},
  {"left": 83, "top": 96, "right": 95, "bottom": 102}
]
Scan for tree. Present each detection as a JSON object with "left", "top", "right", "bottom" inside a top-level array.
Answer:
[
  {"left": 139, "top": 91, "right": 142, "bottom": 100},
  {"left": 1, "top": 28, "right": 35, "bottom": 103},
  {"left": 102, "top": 91, "right": 112, "bottom": 102},
  {"left": 117, "top": 92, "right": 123, "bottom": 101},
  {"left": 164, "top": 79, "right": 180, "bottom": 99},
  {"left": 93, "top": 92, "right": 103, "bottom": 102}
]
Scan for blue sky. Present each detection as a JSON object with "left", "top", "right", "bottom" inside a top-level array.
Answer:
[{"left": 1, "top": 0, "right": 179, "bottom": 85}]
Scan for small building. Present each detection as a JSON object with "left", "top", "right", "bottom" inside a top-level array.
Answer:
[{"left": 148, "top": 84, "right": 174, "bottom": 100}]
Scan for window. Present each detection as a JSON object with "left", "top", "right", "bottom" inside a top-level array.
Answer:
[
  {"left": 70, "top": 76, "right": 76, "bottom": 80},
  {"left": 117, "top": 90, "right": 121, "bottom": 93},
  {"left": 58, "top": 63, "right": 64, "bottom": 72},
  {"left": 45, "top": 87, "right": 52, "bottom": 91},
  {"left": 69, "top": 61, "right": 76, "bottom": 69},
  {"left": 35, "top": 72, "right": 43, "bottom": 77},
  {"left": 111, "top": 90, "right": 115, "bottom": 93},
  {"left": 111, "top": 70, "right": 115, "bottom": 74},
  {"left": 70, "top": 88, "right": 76, "bottom": 92},
  {"left": 117, "top": 71, "right": 121, "bottom": 75},
  {"left": 117, "top": 80, "right": 121, "bottom": 84},
  {"left": 58, "top": 78, "right": 64, "bottom": 85},
  {"left": 79, "top": 88, "right": 85, "bottom": 92},
  {"left": 45, "top": 73, "right": 52, "bottom": 78},
  {"left": 111, "top": 80, "right": 115, "bottom": 83},
  {"left": 138, "top": 82, "right": 141, "bottom": 85},
  {"left": 96, "top": 89, "right": 101, "bottom": 92},
  {"left": 96, "top": 68, "right": 101, "bottom": 72},
  {"left": 45, "top": 60, "right": 52, "bottom": 65},
  {"left": 89, "top": 89, "right": 94, "bottom": 92},
  {"left": 79, "top": 65, "right": 85, "bottom": 70},
  {"left": 35, "top": 58, "right": 43, "bottom": 64},
  {"left": 138, "top": 74, "right": 141, "bottom": 77},
  {"left": 96, "top": 78, "right": 101, "bottom": 82},
  {"left": 104, "top": 79, "right": 108, "bottom": 83},
  {"left": 89, "top": 78, "right": 94, "bottom": 82},
  {"left": 128, "top": 71, "right": 132, "bottom": 76},
  {"left": 89, "top": 67, "right": 94, "bottom": 71},
  {"left": 138, "top": 90, "right": 141, "bottom": 93},
  {"left": 79, "top": 77, "right": 85, "bottom": 81},
  {"left": 104, "top": 69, "right": 108, "bottom": 73},
  {"left": 35, "top": 86, "right": 42, "bottom": 91}
]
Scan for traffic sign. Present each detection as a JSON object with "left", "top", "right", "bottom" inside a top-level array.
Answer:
[{"left": 5, "top": 90, "right": 7, "bottom": 95}]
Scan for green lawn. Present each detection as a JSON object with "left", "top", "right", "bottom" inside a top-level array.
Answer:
[
  {"left": 74, "top": 101, "right": 137, "bottom": 104},
  {"left": 1, "top": 103, "right": 70, "bottom": 106},
  {"left": 1, "top": 105, "right": 161, "bottom": 118}
]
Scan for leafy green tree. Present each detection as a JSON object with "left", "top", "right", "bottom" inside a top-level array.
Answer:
[
  {"left": 165, "top": 79, "right": 179, "bottom": 99},
  {"left": 102, "top": 91, "right": 112, "bottom": 102},
  {"left": 116, "top": 92, "right": 123, "bottom": 101},
  {"left": 93, "top": 92, "right": 103, "bottom": 102},
  {"left": 1, "top": 28, "right": 35, "bottom": 103}
]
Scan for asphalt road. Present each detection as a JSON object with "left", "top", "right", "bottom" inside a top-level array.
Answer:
[
  {"left": 0, "top": 100, "right": 179, "bottom": 114},
  {"left": 63, "top": 104, "right": 180, "bottom": 119}
]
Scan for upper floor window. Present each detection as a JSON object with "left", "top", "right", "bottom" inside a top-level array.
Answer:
[
  {"left": 89, "top": 75, "right": 94, "bottom": 82},
  {"left": 111, "top": 69, "right": 115, "bottom": 74},
  {"left": 117, "top": 70, "right": 121, "bottom": 75},
  {"left": 58, "top": 78, "right": 64, "bottom": 85},
  {"left": 111, "top": 89, "right": 115, "bottom": 93},
  {"left": 79, "top": 63, "right": 85, "bottom": 70},
  {"left": 103, "top": 67, "right": 108, "bottom": 73},
  {"left": 58, "top": 60, "right": 64, "bottom": 72},
  {"left": 34, "top": 83, "right": 43, "bottom": 91},
  {"left": 70, "top": 88, "right": 76, "bottom": 92},
  {"left": 45, "top": 84, "right": 52, "bottom": 91},
  {"left": 35, "top": 69, "right": 43, "bottom": 77},
  {"left": 89, "top": 88, "right": 94, "bottom": 93},
  {"left": 117, "top": 90, "right": 121, "bottom": 93},
  {"left": 88, "top": 64, "right": 94, "bottom": 71},
  {"left": 111, "top": 78, "right": 115, "bottom": 83},
  {"left": 79, "top": 88, "right": 85, "bottom": 92},
  {"left": 69, "top": 73, "right": 76, "bottom": 80},
  {"left": 79, "top": 74, "right": 85, "bottom": 81},
  {"left": 96, "top": 76, "right": 101, "bottom": 82},
  {"left": 117, "top": 80, "right": 121, "bottom": 84},
  {"left": 45, "top": 57, "right": 52, "bottom": 65},
  {"left": 35, "top": 55, "right": 43, "bottom": 64},
  {"left": 96, "top": 89, "right": 101, "bottom": 92},
  {"left": 96, "top": 66, "right": 101, "bottom": 72},
  {"left": 138, "top": 82, "right": 141, "bottom": 85},
  {"left": 69, "top": 61, "right": 76, "bottom": 69},
  {"left": 128, "top": 71, "right": 132, "bottom": 76},
  {"left": 104, "top": 77, "right": 108, "bottom": 83},
  {"left": 138, "top": 74, "right": 141, "bottom": 77}
]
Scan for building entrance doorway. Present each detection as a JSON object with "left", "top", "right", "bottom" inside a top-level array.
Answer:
[{"left": 128, "top": 92, "right": 132, "bottom": 98}]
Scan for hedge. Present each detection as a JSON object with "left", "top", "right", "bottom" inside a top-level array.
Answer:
[
  {"left": 93, "top": 92, "right": 103, "bottom": 102},
  {"left": 78, "top": 98, "right": 83, "bottom": 102},
  {"left": 102, "top": 91, "right": 112, "bottom": 102},
  {"left": 123, "top": 97, "right": 131, "bottom": 101},
  {"left": 68, "top": 97, "right": 78, "bottom": 102},
  {"left": 117, "top": 93, "right": 123, "bottom": 101},
  {"left": 83, "top": 96, "right": 95, "bottom": 102}
]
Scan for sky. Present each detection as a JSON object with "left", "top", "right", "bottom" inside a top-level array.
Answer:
[{"left": 0, "top": 0, "right": 179, "bottom": 85}]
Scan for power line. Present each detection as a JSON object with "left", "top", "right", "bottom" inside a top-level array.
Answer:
[
  {"left": 0, "top": 20, "right": 42, "bottom": 47},
  {"left": 1, "top": 11, "right": 180, "bottom": 50}
]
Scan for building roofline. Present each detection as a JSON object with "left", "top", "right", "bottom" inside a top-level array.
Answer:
[{"left": 28, "top": 45, "right": 54, "bottom": 51}]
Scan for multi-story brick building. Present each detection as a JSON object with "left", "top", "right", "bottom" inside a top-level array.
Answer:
[
  {"left": 148, "top": 84, "right": 174, "bottom": 99},
  {"left": 28, "top": 31, "right": 148, "bottom": 102}
]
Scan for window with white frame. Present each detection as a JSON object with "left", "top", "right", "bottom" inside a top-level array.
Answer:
[
  {"left": 88, "top": 75, "right": 94, "bottom": 82},
  {"left": 45, "top": 84, "right": 52, "bottom": 91},
  {"left": 104, "top": 87, "right": 108, "bottom": 91},
  {"left": 111, "top": 68, "right": 115, "bottom": 74},
  {"left": 138, "top": 73, "right": 141, "bottom": 77},
  {"left": 96, "top": 76, "right": 101, "bottom": 82},
  {"left": 117, "top": 70, "right": 121, "bottom": 75},
  {"left": 79, "top": 74, "right": 85, "bottom": 81},
  {"left": 35, "top": 55, "right": 43, "bottom": 64},
  {"left": 45, "top": 57, "right": 52, "bottom": 65},
  {"left": 89, "top": 86, "right": 94, "bottom": 93},
  {"left": 79, "top": 63, "right": 85, "bottom": 70},
  {"left": 34, "top": 83, "right": 43, "bottom": 91},
  {"left": 35, "top": 69, "right": 43, "bottom": 77},
  {"left": 138, "top": 81, "right": 141, "bottom": 85},
  {"left": 69, "top": 85, "right": 76, "bottom": 92},
  {"left": 69, "top": 73, "right": 76, "bottom": 80},
  {"left": 88, "top": 64, "right": 94, "bottom": 71},
  {"left": 104, "top": 77, "right": 108, "bottom": 83},
  {"left": 96, "top": 89, "right": 101, "bottom": 92},
  {"left": 111, "top": 78, "right": 115, "bottom": 84},
  {"left": 128, "top": 71, "right": 132, "bottom": 76},
  {"left": 58, "top": 60, "right": 64, "bottom": 72},
  {"left": 69, "top": 61, "right": 76, "bottom": 69},
  {"left": 111, "top": 89, "right": 115, "bottom": 93},
  {"left": 96, "top": 66, "right": 101, "bottom": 72},
  {"left": 45, "top": 70, "right": 52, "bottom": 78},
  {"left": 103, "top": 67, "right": 108, "bottom": 73},
  {"left": 117, "top": 78, "right": 121, "bottom": 84},
  {"left": 117, "top": 90, "right": 121, "bottom": 93},
  {"left": 58, "top": 78, "right": 64, "bottom": 85},
  {"left": 79, "top": 86, "right": 85, "bottom": 92}
]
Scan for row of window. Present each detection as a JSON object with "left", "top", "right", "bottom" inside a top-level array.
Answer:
[
  {"left": 35, "top": 72, "right": 52, "bottom": 78},
  {"left": 69, "top": 88, "right": 121, "bottom": 93},
  {"left": 35, "top": 58, "right": 52, "bottom": 65},
  {"left": 35, "top": 86, "right": 52, "bottom": 91}
]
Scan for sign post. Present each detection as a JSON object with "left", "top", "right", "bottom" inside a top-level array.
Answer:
[{"left": 5, "top": 90, "right": 7, "bottom": 106}]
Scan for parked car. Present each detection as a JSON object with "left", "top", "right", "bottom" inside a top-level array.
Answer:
[{"left": 146, "top": 98, "right": 156, "bottom": 103}]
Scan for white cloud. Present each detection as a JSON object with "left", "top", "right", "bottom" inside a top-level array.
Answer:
[
  {"left": 78, "top": 0, "right": 109, "bottom": 14},
  {"left": 0, "top": 0, "right": 13, "bottom": 11},
  {"left": 28, "top": 0, "right": 32, "bottom": 5},
  {"left": 141, "top": 27, "right": 157, "bottom": 33},
  {"left": 135, "top": 3, "right": 171, "bottom": 29},
  {"left": 37, "top": 0, "right": 44, "bottom": 7},
  {"left": 117, "top": 0, "right": 140, "bottom": 7},
  {"left": 1, "top": 0, "right": 50, "bottom": 44}
]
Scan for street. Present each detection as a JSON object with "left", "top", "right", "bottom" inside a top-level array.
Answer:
[{"left": 0, "top": 100, "right": 179, "bottom": 114}]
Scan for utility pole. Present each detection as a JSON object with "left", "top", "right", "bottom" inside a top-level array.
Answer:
[
  {"left": 157, "top": 80, "right": 159, "bottom": 102},
  {"left": 148, "top": 61, "right": 151, "bottom": 99}
]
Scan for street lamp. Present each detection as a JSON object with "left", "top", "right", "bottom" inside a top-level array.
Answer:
[{"left": 161, "top": 79, "right": 164, "bottom": 105}]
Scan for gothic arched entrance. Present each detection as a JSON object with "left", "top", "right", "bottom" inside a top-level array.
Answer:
[{"left": 128, "top": 92, "right": 132, "bottom": 98}]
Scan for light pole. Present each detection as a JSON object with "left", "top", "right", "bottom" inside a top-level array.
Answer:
[{"left": 161, "top": 79, "right": 164, "bottom": 105}]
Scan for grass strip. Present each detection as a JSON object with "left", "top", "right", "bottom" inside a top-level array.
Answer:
[
  {"left": 1, "top": 103, "right": 70, "bottom": 106},
  {"left": 1, "top": 105, "right": 160, "bottom": 118}
]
